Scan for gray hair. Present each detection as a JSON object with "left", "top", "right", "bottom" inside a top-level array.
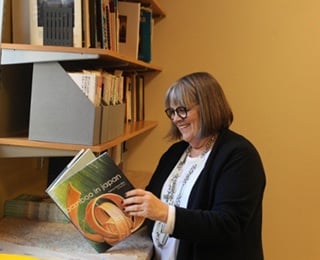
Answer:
[{"left": 164, "top": 72, "right": 233, "bottom": 140}]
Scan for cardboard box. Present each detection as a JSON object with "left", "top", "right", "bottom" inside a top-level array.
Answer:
[{"left": 101, "top": 103, "right": 125, "bottom": 142}]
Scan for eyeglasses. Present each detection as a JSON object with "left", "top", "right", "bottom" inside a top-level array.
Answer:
[{"left": 165, "top": 106, "right": 189, "bottom": 120}]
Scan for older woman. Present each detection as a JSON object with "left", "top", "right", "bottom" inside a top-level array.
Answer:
[{"left": 123, "top": 72, "right": 266, "bottom": 260}]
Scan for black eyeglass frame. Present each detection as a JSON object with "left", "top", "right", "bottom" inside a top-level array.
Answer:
[{"left": 164, "top": 106, "right": 189, "bottom": 120}]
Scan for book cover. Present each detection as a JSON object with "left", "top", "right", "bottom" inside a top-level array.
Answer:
[
  {"left": 118, "top": 1, "right": 141, "bottom": 58},
  {"left": 29, "top": 0, "right": 82, "bottom": 47},
  {"left": 46, "top": 149, "right": 144, "bottom": 253}
]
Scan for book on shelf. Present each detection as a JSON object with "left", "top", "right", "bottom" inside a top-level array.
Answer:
[
  {"left": 82, "top": 0, "right": 91, "bottom": 48},
  {"left": 102, "top": 71, "right": 116, "bottom": 105},
  {"left": 131, "top": 73, "right": 138, "bottom": 122},
  {"left": 27, "top": 0, "right": 82, "bottom": 47},
  {"left": 101, "top": 0, "right": 112, "bottom": 49},
  {"left": 113, "top": 70, "right": 125, "bottom": 105},
  {"left": 138, "top": 7, "right": 153, "bottom": 62},
  {"left": 118, "top": 1, "right": 141, "bottom": 58},
  {"left": 68, "top": 70, "right": 102, "bottom": 107},
  {"left": 46, "top": 148, "right": 145, "bottom": 253},
  {"left": 124, "top": 74, "right": 133, "bottom": 123},
  {"left": 95, "top": 0, "right": 104, "bottom": 48},
  {"left": 0, "top": 0, "right": 11, "bottom": 43},
  {"left": 109, "top": 0, "right": 119, "bottom": 52},
  {"left": 4, "top": 194, "right": 69, "bottom": 223},
  {"left": 136, "top": 74, "right": 145, "bottom": 121},
  {"left": 123, "top": 73, "right": 145, "bottom": 122},
  {"left": 11, "top": 0, "right": 28, "bottom": 44},
  {"left": 87, "top": 0, "right": 98, "bottom": 48},
  {"left": 82, "top": 69, "right": 104, "bottom": 106}
]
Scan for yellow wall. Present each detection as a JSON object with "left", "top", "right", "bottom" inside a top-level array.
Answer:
[{"left": 125, "top": 0, "right": 320, "bottom": 259}]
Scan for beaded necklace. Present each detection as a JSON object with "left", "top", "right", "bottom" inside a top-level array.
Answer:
[{"left": 155, "top": 136, "right": 215, "bottom": 248}]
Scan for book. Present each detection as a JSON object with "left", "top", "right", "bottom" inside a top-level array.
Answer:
[
  {"left": 82, "top": 0, "right": 91, "bottom": 48},
  {"left": 95, "top": 0, "right": 103, "bottom": 48},
  {"left": 131, "top": 73, "right": 138, "bottom": 121},
  {"left": 28, "top": 0, "right": 82, "bottom": 47},
  {"left": 124, "top": 73, "right": 144, "bottom": 122},
  {"left": 82, "top": 69, "right": 104, "bottom": 106},
  {"left": 68, "top": 70, "right": 102, "bottom": 107},
  {"left": 88, "top": 0, "right": 98, "bottom": 48},
  {"left": 109, "top": 0, "right": 119, "bottom": 52},
  {"left": 12, "top": 0, "right": 29, "bottom": 44},
  {"left": 136, "top": 74, "right": 145, "bottom": 121},
  {"left": 102, "top": 0, "right": 112, "bottom": 49},
  {"left": 4, "top": 194, "right": 69, "bottom": 223},
  {"left": 0, "top": 0, "right": 11, "bottom": 43},
  {"left": 118, "top": 1, "right": 141, "bottom": 58},
  {"left": 138, "top": 7, "right": 153, "bottom": 62},
  {"left": 46, "top": 149, "right": 144, "bottom": 253},
  {"left": 124, "top": 74, "right": 133, "bottom": 123},
  {"left": 102, "top": 71, "right": 115, "bottom": 105}
]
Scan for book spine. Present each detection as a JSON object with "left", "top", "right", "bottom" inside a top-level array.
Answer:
[{"left": 138, "top": 8, "right": 152, "bottom": 62}]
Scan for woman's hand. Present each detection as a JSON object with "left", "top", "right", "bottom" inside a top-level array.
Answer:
[{"left": 123, "top": 189, "right": 168, "bottom": 223}]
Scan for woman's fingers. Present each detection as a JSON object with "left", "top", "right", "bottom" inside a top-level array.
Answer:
[{"left": 122, "top": 189, "right": 168, "bottom": 222}]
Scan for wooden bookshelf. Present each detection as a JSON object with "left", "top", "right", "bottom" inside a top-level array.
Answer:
[
  {"left": 0, "top": 121, "right": 158, "bottom": 158},
  {"left": 0, "top": 0, "right": 164, "bottom": 157}
]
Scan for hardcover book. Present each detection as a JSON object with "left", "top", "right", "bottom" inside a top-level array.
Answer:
[
  {"left": 138, "top": 7, "right": 153, "bottom": 62},
  {"left": 118, "top": 1, "right": 141, "bottom": 58},
  {"left": 46, "top": 149, "right": 144, "bottom": 253},
  {"left": 29, "top": 0, "right": 82, "bottom": 47}
]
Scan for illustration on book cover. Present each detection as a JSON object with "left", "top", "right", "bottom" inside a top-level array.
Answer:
[{"left": 46, "top": 150, "right": 144, "bottom": 253}]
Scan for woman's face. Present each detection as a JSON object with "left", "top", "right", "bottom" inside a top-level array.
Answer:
[{"left": 172, "top": 105, "right": 201, "bottom": 146}]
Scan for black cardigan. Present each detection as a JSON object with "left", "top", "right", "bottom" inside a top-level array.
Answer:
[{"left": 146, "top": 129, "right": 266, "bottom": 260}]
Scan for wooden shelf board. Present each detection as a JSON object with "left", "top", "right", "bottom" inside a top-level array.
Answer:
[
  {"left": 0, "top": 121, "right": 158, "bottom": 156},
  {"left": 0, "top": 43, "right": 162, "bottom": 71}
]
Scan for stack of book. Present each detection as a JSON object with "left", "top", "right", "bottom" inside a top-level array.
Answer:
[{"left": 4, "top": 194, "right": 69, "bottom": 223}]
